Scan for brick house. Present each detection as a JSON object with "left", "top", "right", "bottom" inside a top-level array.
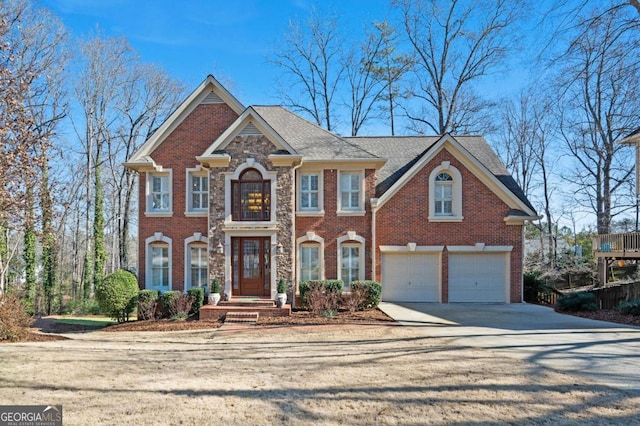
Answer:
[{"left": 124, "top": 75, "right": 538, "bottom": 304}]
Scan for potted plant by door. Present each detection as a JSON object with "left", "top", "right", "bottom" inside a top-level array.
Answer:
[
  {"left": 210, "top": 278, "right": 221, "bottom": 306},
  {"left": 276, "top": 278, "right": 287, "bottom": 308}
]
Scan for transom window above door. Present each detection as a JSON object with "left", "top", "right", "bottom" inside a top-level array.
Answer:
[{"left": 232, "top": 168, "right": 271, "bottom": 221}]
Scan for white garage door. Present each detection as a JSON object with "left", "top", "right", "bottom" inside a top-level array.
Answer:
[
  {"left": 381, "top": 253, "right": 440, "bottom": 302},
  {"left": 448, "top": 253, "right": 508, "bottom": 303}
]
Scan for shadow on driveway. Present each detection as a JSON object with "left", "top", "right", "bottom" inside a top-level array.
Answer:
[{"left": 379, "top": 302, "right": 640, "bottom": 393}]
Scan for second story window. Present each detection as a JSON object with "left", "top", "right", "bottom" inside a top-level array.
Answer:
[
  {"left": 434, "top": 173, "right": 453, "bottom": 215},
  {"left": 190, "top": 174, "right": 208, "bottom": 211},
  {"left": 146, "top": 171, "right": 172, "bottom": 215},
  {"left": 339, "top": 171, "right": 363, "bottom": 212},
  {"left": 232, "top": 168, "right": 271, "bottom": 221},
  {"left": 300, "top": 173, "right": 319, "bottom": 210}
]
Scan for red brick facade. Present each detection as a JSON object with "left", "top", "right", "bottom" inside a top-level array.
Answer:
[
  {"left": 375, "top": 147, "right": 524, "bottom": 302},
  {"left": 130, "top": 77, "right": 533, "bottom": 304},
  {"left": 137, "top": 103, "right": 239, "bottom": 292}
]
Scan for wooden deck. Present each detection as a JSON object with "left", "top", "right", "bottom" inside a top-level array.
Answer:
[{"left": 593, "top": 232, "right": 640, "bottom": 258}]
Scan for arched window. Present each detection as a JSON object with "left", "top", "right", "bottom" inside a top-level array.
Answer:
[
  {"left": 434, "top": 172, "right": 453, "bottom": 215},
  {"left": 429, "top": 162, "right": 463, "bottom": 222},
  {"left": 232, "top": 168, "right": 271, "bottom": 221}
]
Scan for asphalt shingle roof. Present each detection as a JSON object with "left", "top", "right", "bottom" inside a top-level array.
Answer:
[
  {"left": 346, "top": 135, "right": 536, "bottom": 213},
  {"left": 252, "top": 106, "right": 378, "bottom": 159}
]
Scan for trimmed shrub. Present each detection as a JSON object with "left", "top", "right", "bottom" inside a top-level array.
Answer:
[
  {"left": 350, "top": 281, "right": 382, "bottom": 310},
  {"left": 299, "top": 280, "right": 343, "bottom": 314},
  {"left": 618, "top": 299, "right": 640, "bottom": 316},
  {"left": 277, "top": 278, "right": 286, "bottom": 294},
  {"left": 160, "top": 291, "right": 182, "bottom": 318},
  {"left": 95, "top": 269, "right": 139, "bottom": 323},
  {"left": 0, "top": 291, "right": 33, "bottom": 342},
  {"left": 187, "top": 288, "right": 204, "bottom": 315},
  {"left": 556, "top": 291, "right": 597, "bottom": 312},
  {"left": 138, "top": 290, "right": 159, "bottom": 321}
]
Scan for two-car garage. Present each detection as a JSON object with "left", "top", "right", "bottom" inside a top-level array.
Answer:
[{"left": 380, "top": 246, "right": 511, "bottom": 303}]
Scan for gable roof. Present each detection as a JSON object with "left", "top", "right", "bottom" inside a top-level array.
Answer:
[
  {"left": 124, "top": 75, "right": 244, "bottom": 170},
  {"left": 253, "top": 106, "right": 380, "bottom": 160},
  {"left": 348, "top": 134, "right": 537, "bottom": 216},
  {"left": 198, "top": 105, "right": 385, "bottom": 167}
]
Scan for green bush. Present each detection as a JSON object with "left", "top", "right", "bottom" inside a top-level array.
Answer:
[
  {"left": 60, "top": 299, "right": 102, "bottom": 315},
  {"left": 160, "top": 291, "right": 182, "bottom": 318},
  {"left": 277, "top": 278, "right": 287, "bottom": 294},
  {"left": 556, "top": 291, "right": 597, "bottom": 312},
  {"left": 95, "top": 269, "right": 139, "bottom": 323},
  {"left": 617, "top": 299, "right": 640, "bottom": 316},
  {"left": 211, "top": 278, "right": 221, "bottom": 294},
  {"left": 350, "top": 280, "right": 382, "bottom": 310},
  {"left": 187, "top": 288, "right": 205, "bottom": 315},
  {"left": 138, "top": 290, "right": 159, "bottom": 321}
]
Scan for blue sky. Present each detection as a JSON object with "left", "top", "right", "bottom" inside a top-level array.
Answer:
[{"left": 41, "top": 0, "right": 394, "bottom": 106}]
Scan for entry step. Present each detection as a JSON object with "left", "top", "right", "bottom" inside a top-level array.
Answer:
[{"left": 224, "top": 311, "right": 259, "bottom": 323}]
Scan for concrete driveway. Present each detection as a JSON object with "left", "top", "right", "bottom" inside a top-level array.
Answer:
[{"left": 379, "top": 302, "right": 640, "bottom": 393}]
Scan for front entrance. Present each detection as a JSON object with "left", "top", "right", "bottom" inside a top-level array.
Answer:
[{"left": 231, "top": 237, "right": 271, "bottom": 296}]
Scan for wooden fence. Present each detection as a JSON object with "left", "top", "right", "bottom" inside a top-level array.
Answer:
[{"left": 591, "top": 281, "right": 640, "bottom": 310}]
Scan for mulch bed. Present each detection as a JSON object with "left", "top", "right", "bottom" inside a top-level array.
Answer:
[
  {"left": 562, "top": 309, "right": 640, "bottom": 327},
  {"left": 5, "top": 307, "right": 638, "bottom": 343}
]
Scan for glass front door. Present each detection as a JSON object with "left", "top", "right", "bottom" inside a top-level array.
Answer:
[{"left": 232, "top": 237, "right": 271, "bottom": 296}]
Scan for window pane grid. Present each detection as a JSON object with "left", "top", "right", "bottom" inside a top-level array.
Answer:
[
  {"left": 300, "top": 174, "right": 319, "bottom": 210},
  {"left": 300, "top": 245, "right": 320, "bottom": 281},
  {"left": 151, "top": 175, "right": 169, "bottom": 211},
  {"left": 340, "top": 173, "right": 360, "bottom": 210},
  {"left": 434, "top": 173, "right": 453, "bottom": 216},
  {"left": 191, "top": 175, "right": 208, "bottom": 210},
  {"left": 151, "top": 245, "right": 169, "bottom": 287}
]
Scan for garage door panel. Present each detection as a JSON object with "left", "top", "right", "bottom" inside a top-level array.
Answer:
[
  {"left": 381, "top": 253, "right": 439, "bottom": 302},
  {"left": 449, "top": 253, "right": 507, "bottom": 303}
]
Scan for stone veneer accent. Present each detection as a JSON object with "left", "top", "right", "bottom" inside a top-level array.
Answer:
[{"left": 208, "top": 135, "right": 295, "bottom": 298}]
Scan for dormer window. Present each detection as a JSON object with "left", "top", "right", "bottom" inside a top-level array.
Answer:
[{"left": 232, "top": 168, "right": 271, "bottom": 221}]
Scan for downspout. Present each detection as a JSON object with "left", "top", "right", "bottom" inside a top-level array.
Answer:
[
  {"left": 291, "top": 160, "right": 304, "bottom": 309},
  {"left": 370, "top": 198, "right": 379, "bottom": 282}
]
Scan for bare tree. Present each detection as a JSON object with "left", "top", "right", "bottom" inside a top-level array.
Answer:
[
  {"left": 558, "top": 8, "right": 640, "bottom": 236},
  {"left": 0, "top": 0, "right": 67, "bottom": 294},
  {"left": 369, "top": 21, "right": 414, "bottom": 136},
  {"left": 344, "top": 23, "right": 390, "bottom": 136},
  {"left": 394, "top": 0, "right": 523, "bottom": 135},
  {"left": 106, "top": 64, "right": 183, "bottom": 270},
  {"left": 270, "top": 7, "right": 345, "bottom": 132}
]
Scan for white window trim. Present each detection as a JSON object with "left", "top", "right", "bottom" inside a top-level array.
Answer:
[
  {"left": 296, "top": 232, "right": 325, "bottom": 284},
  {"left": 337, "top": 170, "right": 365, "bottom": 216},
  {"left": 337, "top": 231, "right": 366, "bottom": 287},
  {"left": 184, "top": 232, "right": 209, "bottom": 292},
  {"left": 428, "top": 161, "right": 463, "bottom": 222},
  {"left": 185, "top": 166, "right": 209, "bottom": 217},
  {"left": 145, "top": 169, "right": 173, "bottom": 217},
  {"left": 296, "top": 170, "right": 325, "bottom": 216},
  {"left": 223, "top": 159, "right": 278, "bottom": 225},
  {"left": 145, "top": 232, "right": 172, "bottom": 291}
]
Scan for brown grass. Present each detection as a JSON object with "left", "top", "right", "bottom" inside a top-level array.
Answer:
[{"left": 1, "top": 321, "right": 638, "bottom": 425}]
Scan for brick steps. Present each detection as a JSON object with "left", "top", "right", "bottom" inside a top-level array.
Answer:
[
  {"left": 225, "top": 311, "right": 259, "bottom": 323},
  {"left": 199, "top": 299, "right": 291, "bottom": 322}
]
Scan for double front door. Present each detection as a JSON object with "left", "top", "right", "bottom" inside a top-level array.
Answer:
[{"left": 232, "top": 237, "right": 271, "bottom": 296}]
